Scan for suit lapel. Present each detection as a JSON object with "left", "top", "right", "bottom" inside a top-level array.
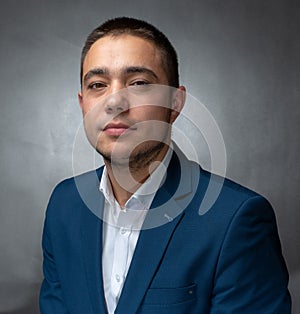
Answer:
[
  {"left": 115, "top": 146, "right": 196, "bottom": 314},
  {"left": 79, "top": 169, "right": 107, "bottom": 314},
  {"left": 77, "top": 146, "right": 200, "bottom": 314},
  {"left": 115, "top": 196, "right": 186, "bottom": 314}
]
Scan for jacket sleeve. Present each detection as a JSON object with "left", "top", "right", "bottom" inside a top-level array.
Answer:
[
  {"left": 211, "top": 195, "right": 291, "bottom": 313},
  {"left": 39, "top": 206, "right": 69, "bottom": 314}
]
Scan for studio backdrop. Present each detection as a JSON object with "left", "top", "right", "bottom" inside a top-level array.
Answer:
[{"left": 0, "top": 0, "right": 299, "bottom": 313}]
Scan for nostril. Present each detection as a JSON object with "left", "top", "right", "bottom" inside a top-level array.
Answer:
[
  {"left": 105, "top": 105, "right": 114, "bottom": 113},
  {"left": 116, "top": 105, "right": 128, "bottom": 112}
]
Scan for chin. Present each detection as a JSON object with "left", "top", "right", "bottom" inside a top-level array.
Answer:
[{"left": 96, "top": 142, "right": 132, "bottom": 162}]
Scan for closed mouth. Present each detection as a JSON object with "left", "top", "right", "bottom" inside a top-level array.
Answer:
[{"left": 103, "top": 122, "right": 137, "bottom": 136}]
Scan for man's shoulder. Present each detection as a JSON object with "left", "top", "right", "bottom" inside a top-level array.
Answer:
[
  {"left": 171, "top": 144, "right": 260, "bottom": 204},
  {"left": 184, "top": 160, "right": 271, "bottom": 221},
  {"left": 206, "top": 168, "right": 259, "bottom": 199},
  {"left": 186, "top": 159, "right": 260, "bottom": 200},
  {"left": 181, "top": 163, "right": 277, "bottom": 247},
  {"left": 45, "top": 166, "right": 104, "bottom": 219},
  {"left": 51, "top": 166, "right": 104, "bottom": 196}
]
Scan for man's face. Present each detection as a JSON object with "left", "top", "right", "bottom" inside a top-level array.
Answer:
[{"left": 78, "top": 35, "right": 183, "bottom": 166}]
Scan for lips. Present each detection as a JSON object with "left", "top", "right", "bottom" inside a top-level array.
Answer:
[{"left": 103, "top": 122, "right": 136, "bottom": 136}]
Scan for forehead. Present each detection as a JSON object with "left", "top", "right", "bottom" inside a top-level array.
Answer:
[{"left": 83, "top": 34, "right": 164, "bottom": 73}]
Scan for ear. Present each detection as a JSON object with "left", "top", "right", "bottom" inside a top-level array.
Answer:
[
  {"left": 78, "top": 91, "right": 84, "bottom": 112},
  {"left": 169, "top": 86, "right": 186, "bottom": 124}
]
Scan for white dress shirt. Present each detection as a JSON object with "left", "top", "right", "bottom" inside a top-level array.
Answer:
[{"left": 100, "top": 146, "right": 172, "bottom": 314}]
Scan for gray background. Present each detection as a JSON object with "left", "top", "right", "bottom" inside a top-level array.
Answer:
[{"left": 0, "top": 0, "right": 299, "bottom": 313}]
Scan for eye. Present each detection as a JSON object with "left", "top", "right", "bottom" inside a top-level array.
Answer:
[
  {"left": 129, "top": 81, "right": 152, "bottom": 93},
  {"left": 88, "top": 82, "right": 106, "bottom": 90},
  {"left": 128, "top": 80, "right": 153, "bottom": 95},
  {"left": 130, "top": 80, "right": 150, "bottom": 87}
]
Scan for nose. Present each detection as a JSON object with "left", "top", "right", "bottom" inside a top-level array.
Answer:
[{"left": 104, "top": 84, "right": 129, "bottom": 115}]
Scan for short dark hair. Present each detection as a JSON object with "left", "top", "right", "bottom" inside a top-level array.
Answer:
[{"left": 80, "top": 17, "right": 179, "bottom": 87}]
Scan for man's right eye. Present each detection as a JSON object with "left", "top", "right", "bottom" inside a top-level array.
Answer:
[{"left": 88, "top": 82, "right": 106, "bottom": 89}]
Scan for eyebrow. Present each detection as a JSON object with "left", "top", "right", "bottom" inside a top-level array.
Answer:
[
  {"left": 83, "top": 66, "right": 158, "bottom": 86},
  {"left": 125, "top": 67, "right": 158, "bottom": 80},
  {"left": 83, "top": 67, "right": 109, "bottom": 86}
]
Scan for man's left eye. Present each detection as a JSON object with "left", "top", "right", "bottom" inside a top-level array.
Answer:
[{"left": 131, "top": 81, "right": 149, "bottom": 86}]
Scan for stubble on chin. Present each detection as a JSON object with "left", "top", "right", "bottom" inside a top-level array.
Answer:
[{"left": 97, "top": 140, "right": 167, "bottom": 172}]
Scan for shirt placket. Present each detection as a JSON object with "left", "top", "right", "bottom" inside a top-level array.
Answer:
[{"left": 110, "top": 211, "right": 131, "bottom": 300}]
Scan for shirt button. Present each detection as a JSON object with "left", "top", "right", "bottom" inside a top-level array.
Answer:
[
  {"left": 120, "top": 227, "right": 127, "bottom": 235},
  {"left": 115, "top": 274, "right": 121, "bottom": 282}
]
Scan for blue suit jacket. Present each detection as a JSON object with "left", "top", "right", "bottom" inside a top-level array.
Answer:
[{"left": 40, "top": 148, "right": 291, "bottom": 313}]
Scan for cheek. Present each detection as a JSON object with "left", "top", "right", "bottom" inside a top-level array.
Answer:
[
  {"left": 81, "top": 98, "right": 103, "bottom": 117},
  {"left": 134, "top": 109, "right": 172, "bottom": 141},
  {"left": 133, "top": 106, "right": 171, "bottom": 122},
  {"left": 152, "top": 108, "right": 171, "bottom": 124},
  {"left": 82, "top": 101, "right": 94, "bottom": 115}
]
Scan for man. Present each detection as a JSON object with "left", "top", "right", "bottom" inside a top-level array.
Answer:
[{"left": 40, "top": 17, "right": 291, "bottom": 313}]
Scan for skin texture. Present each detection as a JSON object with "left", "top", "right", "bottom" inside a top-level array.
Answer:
[{"left": 78, "top": 35, "right": 185, "bottom": 206}]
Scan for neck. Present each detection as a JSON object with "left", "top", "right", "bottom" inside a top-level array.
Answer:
[{"left": 105, "top": 143, "right": 169, "bottom": 208}]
